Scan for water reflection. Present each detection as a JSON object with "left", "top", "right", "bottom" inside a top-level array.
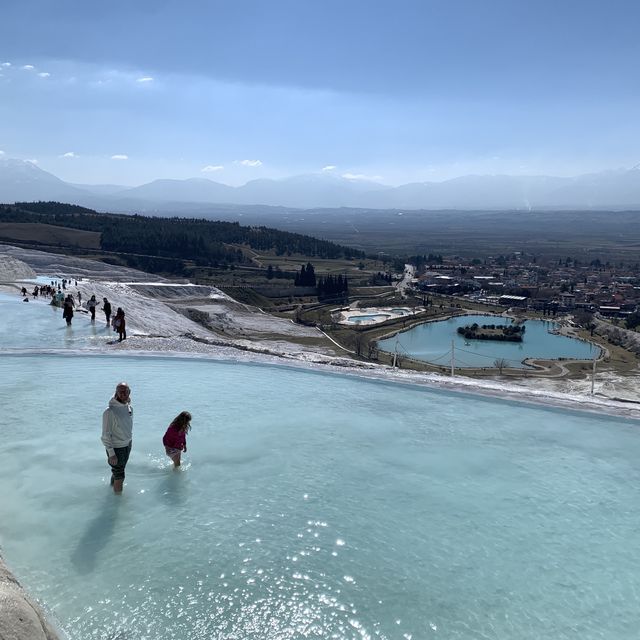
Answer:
[{"left": 71, "top": 492, "right": 122, "bottom": 574}]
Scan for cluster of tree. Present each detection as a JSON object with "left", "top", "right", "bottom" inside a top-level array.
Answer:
[
  {"left": 100, "top": 220, "right": 246, "bottom": 267},
  {"left": 573, "top": 309, "right": 596, "bottom": 335},
  {"left": 317, "top": 274, "right": 349, "bottom": 301},
  {"left": 265, "top": 265, "right": 295, "bottom": 280},
  {"left": 1, "top": 203, "right": 364, "bottom": 271},
  {"left": 457, "top": 322, "right": 525, "bottom": 342},
  {"left": 370, "top": 271, "right": 393, "bottom": 285},
  {"left": 540, "top": 304, "right": 559, "bottom": 316},
  {"left": 121, "top": 254, "right": 187, "bottom": 276},
  {"left": 294, "top": 262, "right": 316, "bottom": 287},
  {"left": 408, "top": 254, "right": 443, "bottom": 268},
  {"left": 625, "top": 311, "right": 640, "bottom": 331}
]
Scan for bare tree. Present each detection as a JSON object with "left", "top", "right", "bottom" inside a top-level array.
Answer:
[
  {"left": 494, "top": 358, "right": 508, "bottom": 375},
  {"left": 354, "top": 333, "right": 364, "bottom": 357}
]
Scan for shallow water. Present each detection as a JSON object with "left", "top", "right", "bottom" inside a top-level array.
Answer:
[
  {"left": 0, "top": 292, "right": 113, "bottom": 348},
  {"left": 2, "top": 354, "right": 640, "bottom": 639},
  {"left": 347, "top": 313, "right": 392, "bottom": 323},
  {"left": 378, "top": 314, "right": 599, "bottom": 368}
]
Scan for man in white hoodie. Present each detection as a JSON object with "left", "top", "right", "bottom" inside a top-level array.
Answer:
[{"left": 102, "top": 382, "right": 133, "bottom": 494}]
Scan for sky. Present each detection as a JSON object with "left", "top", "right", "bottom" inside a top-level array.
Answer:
[{"left": 1, "top": 0, "right": 639, "bottom": 187}]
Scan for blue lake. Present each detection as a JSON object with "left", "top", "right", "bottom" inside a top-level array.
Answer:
[{"left": 378, "top": 314, "right": 600, "bottom": 368}]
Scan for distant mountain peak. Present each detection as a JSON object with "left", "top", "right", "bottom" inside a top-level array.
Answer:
[{"left": 1, "top": 157, "right": 640, "bottom": 210}]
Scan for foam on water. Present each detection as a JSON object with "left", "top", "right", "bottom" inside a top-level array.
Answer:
[{"left": 2, "top": 354, "right": 640, "bottom": 639}]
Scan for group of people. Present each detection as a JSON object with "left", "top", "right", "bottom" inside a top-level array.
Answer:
[
  {"left": 79, "top": 296, "right": 126, "bottom": 341},
  {"left": 22, "top": 278, "right": 77, "bottom": 300},
  {"left": 20, "top": 278, "right": 127, "bottom": 342},
  {"left": 61, "top": 294, "right": 125, "bottom": 339},
  {"left": 101, "top": 382, "right": 192, "bottom": 493},
  {"left": 20, "top": 284, "right": 127, "bottom": 341}
]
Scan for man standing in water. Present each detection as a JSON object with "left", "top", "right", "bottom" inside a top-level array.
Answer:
[
  {"left": 102, "top": 297, "right": 112, "bottom": 327},
  {"left": 101, "top": 382, "right": 133, "bottom": 494}
]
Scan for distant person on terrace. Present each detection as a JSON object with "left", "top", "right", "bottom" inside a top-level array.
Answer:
[
  {"left": 87, "top": 294, "right": 97, "bottom": 322},
  {"left": 102, "top": 297, "right": 112, "bottom": 326},
  {"left": 62, "top": 295, "right": 75, "bottom": 325},
  {"left": 112, "top": 307, "right": 126, "bottom": 342}
]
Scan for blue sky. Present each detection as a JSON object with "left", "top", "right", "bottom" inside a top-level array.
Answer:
[{"left": 1, "top": 0, "right": 639, "bottom": 186}]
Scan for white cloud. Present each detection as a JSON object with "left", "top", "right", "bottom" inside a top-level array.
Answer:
[
  {"left": 0, "top": 150, "right": 5, "bottom": 155},
  {"left": 342, "top": 172, "right": 383, "bottom": 182},
  {"left": 236, "top": 159, "right": 262, "bottom": 167},
  {"left": 322, "top": 165, "right": 337, "bottom": 172},
  {"left": 26, "top": 158, "right": 38, "bottom": 164},
  {"left": 201, "top": 165, "right": 224, "bottom": 173},
  {"left": 1, "top": 62, "right": 10, "bottom": 68},
  {"left": 37, "top": 72, "right": 50, "bottom": 78},
  {"left": 111, "top": 154, "right": 128, "bottom": 160},
  {"left": 136, "top": 76, "right": 154, "bottom": 83},
  {"left": 22, "top": 65, "right": 35, "bottom": 71},
  {"left": 60, "top": 151, "right": 76, "bottom": 158}
]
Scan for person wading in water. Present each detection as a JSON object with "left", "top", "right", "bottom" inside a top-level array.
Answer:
[{"left": 101, "top": 382, "right": 133, "bottom": 494}]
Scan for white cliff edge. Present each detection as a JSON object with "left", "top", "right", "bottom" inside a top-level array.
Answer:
[{"left": 0, "top": 557, "right": 61, "bottom": 640}]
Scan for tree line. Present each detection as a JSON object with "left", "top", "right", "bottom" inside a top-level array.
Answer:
[{"left": 1, "top": 202, "right": 365, "bottom": 274}]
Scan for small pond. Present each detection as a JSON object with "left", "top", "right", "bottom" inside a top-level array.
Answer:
[
  {"left": 377, "top": 314, "right": 599, "bottom": 368},
  {"left": 347, "top": 313, "right": 392, "bottom": 324}
]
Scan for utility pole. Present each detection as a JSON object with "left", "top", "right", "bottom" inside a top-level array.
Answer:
[
  {"left": 392, "top": 339, "right": 398, "bottom": 368},
  {"left": 590, "top": 353, "right": 597, "bottom": 395},
  {"left": 450, "top": 339, "right": 455, "bottom": 376}
]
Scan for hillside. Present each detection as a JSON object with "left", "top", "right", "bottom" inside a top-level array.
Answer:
[{"left": 0, "top": 201, "right": 365, "bottom": 276}]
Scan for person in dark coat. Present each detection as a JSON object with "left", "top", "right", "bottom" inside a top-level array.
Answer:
[
  {"left": 112, "top": 307, "right": 126, "bottom": 341},
  {"left": 103, "top": 298, "right": 112, "bottom": 326},
  {"left": 62, "top": 295, "right": 74, "bottom": 325}
]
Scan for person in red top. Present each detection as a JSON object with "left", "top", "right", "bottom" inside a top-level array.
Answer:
[{"left": 163, "top": 411, "right": 192, "bottom": 467}]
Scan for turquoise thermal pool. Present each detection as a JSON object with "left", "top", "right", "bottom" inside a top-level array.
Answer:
[
  {"left": 347, "top": 313, "right": 392, "bottom": 324},
  {"left": 0, "top": 292, "right": 112, "bottom": 349},
  {"left": 0, "top": 291, "right": 638, "bottom": 639},
  {"left": 1, "top": 353, "right": 640, "bottom": 639},
  {"left": 378, "top": 314, "right": 599, "bottom": 368}
]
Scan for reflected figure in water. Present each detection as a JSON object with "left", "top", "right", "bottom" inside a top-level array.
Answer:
[
  {"left": 157, "top": 465, "right": 188, "bottom": 507},
  {"left": 102, "top": 382, "right": 133, "bottom": 494},
  {"left": 71, "top": 491, "right": 122, "bottom": 574}
]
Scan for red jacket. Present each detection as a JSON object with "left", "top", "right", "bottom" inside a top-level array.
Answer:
[{"left": 163, "top": 424, "right": 186, "bottom": 450}]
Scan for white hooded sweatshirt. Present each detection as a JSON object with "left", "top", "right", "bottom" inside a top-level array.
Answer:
[{"left": 101, "top": 397, "right": 133, "bottom": 457}]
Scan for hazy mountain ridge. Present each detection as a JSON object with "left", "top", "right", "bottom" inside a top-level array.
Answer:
[{"left": 1, "top": 157, "right": 640, "bottom": 211}]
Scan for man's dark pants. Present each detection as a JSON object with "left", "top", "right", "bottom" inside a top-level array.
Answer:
[{"left": 107, "top": 443, "right": 131, "bottom": 482}]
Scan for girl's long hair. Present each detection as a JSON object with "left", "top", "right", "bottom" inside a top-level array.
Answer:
[{"left": 170, "top": 411, "right": 192, "bottom": 432}]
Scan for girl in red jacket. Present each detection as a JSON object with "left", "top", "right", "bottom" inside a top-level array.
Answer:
[{"left": 163, "top": 411, "right": 192, "bottom": 467}]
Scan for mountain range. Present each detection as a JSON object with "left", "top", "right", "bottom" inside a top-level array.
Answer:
[{"left": 2, "top": 157, "right": 640, "bottom": 212}]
